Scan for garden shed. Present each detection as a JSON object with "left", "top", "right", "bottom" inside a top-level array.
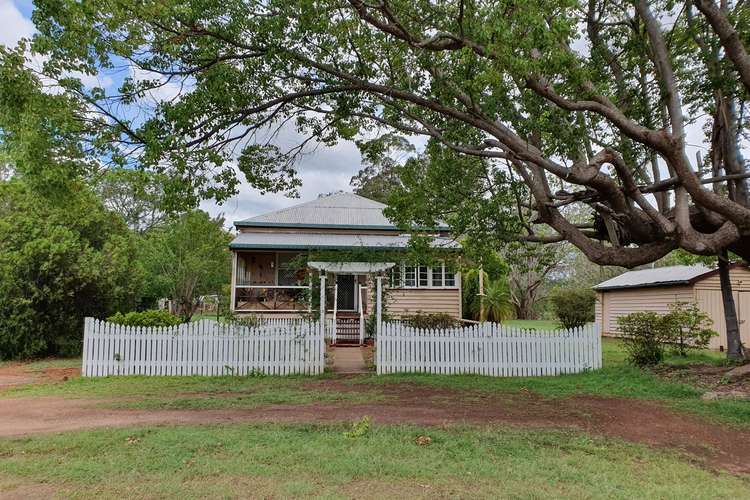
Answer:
[{"left": 594, "top": 264, "right": 750, "bottom": 350}]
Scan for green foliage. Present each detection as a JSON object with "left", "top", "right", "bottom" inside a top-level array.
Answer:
[
  {"left": 664, "top": 302, "right": 718, "bottom": 357},
  {"left": 618, "top": 312, "right": 670, "bottom": 367},
  {"left": 227, "top": 313, "right": 262, "bottom": 329},
  {"left": 402, "top": 312, "right": 459, "bottom": 329},
  {"left": 350, "top": 134, "right": 414, "bottom": 203},
  {"left": 462, "top": 272, "right": 514, "bottom": 323},
  {"left": 549, "top": 288, "right": 595, "bottom": 329},
  {"left": 107, "top": 310, "right": 183, "bottom": 327},
  {"left": 139, "top": 211, "right": 231, "bottom": 320},
  {"left": 617, "top": 303, "right": 719, "bottom": 367},
  {"left": 0, "top": 181, "right": 144, "bottom": 359},
  {"left": 481, "top": 279, "right": 515, "bottom": 322},
  {"left": 343, "top": 416, "right": 371, "bottom": 438}
]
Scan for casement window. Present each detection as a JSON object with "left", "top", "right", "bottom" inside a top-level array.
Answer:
[
  {"left": 390, "top": 261, "right": 458, "bottom": 289},
  {"left": 389, "top": 264, "right": 402, "bottom": 288},
  {"left": 404, "top": 265, "right": 417, "bottom": 287}
]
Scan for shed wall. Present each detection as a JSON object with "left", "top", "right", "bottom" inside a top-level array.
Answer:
[{"left": 599, "top": 286, "right": 694, "bottom": 334}]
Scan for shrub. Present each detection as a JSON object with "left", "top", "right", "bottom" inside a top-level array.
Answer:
[
  {"left": 664, "top": 301, "right": 717, "bottom": 356},
  {"left": 402, "top": 312, "right": 459, "bottom": 329},
  {"left": 107, "top": 310, "right": 183, "bottom": 327},
  {"left": 617, "top": 302, "right": 719, "bottom": 367},
  {"left": 617, "top": 312, "right": 670, "bottom": 366},
  {"left": 228, "top": 313, "right": 262, "bottom": 329},
  {"left": 549, "top": 288, "right": 596, "bottom": 329}
]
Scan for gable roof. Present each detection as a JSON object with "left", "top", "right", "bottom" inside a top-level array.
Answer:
[
  {"left": 233, "top": 192, "right": 448, "bottom": 230},
  {"left": 593, "top": 264, "right": 715, "bottom": 291}
]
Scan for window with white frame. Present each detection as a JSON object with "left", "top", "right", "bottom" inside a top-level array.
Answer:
[{"left": 390, "top": 261, "right": 458, "bottom": 289}]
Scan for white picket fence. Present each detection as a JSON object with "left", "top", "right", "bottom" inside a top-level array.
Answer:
[
  {"left": 376, "top": 322, "right": 601, "bottom": 376},
  {"left": 82, "top": 318, "right": 324, "bottom": 377}
]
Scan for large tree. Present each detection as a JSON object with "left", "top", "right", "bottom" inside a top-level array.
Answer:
[{"left": 24, "top": 0, "right": 750, "bottom": 353}]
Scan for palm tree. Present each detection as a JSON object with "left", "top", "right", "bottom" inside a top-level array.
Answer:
[{"left": 481, "top": 279, "right": 514, "bottom": 323}]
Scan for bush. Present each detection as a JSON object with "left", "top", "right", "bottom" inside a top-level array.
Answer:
[
  {"left": 665, "top": 301, "right": 717, "bottom": 356},
  {"left": 107, "top": 310, "right": 183, "bottom": 327},
  {"left": 402, "top": 312, "right": 459, "bottom": 329},
  {"left": 617, "top": 302, "right": 718, "bottom": 367},
  {"left": 226, "top": 313, "right": 262, "bottom": 329},
  {"left": 617, "top": 312, "right": 669, "bottom": 366},
  {"left": 549, "top": 288, "right": 596, "bottom": 329}
]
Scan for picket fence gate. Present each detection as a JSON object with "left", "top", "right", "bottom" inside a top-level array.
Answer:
[
  {"left": 82, "top": 318, "right": 324, "bottom": 377},
  {"left": 376, "top": 322, "right": 601, "bottom": 376}
]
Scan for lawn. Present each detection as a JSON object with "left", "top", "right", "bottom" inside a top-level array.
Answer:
[
  {"left": 1, "top": 424, "right": 749, "bottom": 499},
  {"left": 501, "top": 319, "right": 560, "bottom": 330},
  {"left": 2, "top": 330, "right": 750, "bottom": 497}
]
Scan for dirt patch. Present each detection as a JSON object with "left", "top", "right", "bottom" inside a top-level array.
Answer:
[
  {"left": 0, "top": 362, "right": 80, "bottom": 389},
  {"left": 652, "top": 363, "right": 750, "bottom": 397},
  {"left": 0, "top": 476, "right": 60, "bottom": 500},
  {"left": 3, "top": 380, "right": 750, "bottom": 476}
]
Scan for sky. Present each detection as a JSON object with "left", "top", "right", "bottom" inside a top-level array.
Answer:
[{"left": 1, "top": 0, "right": 365, "bottom": 226}]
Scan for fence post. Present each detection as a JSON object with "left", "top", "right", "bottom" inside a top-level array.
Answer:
[{"left": 376, "top": 276, "right": 383, "bottom": 339}]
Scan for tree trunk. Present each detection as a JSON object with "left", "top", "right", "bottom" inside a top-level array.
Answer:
[
  {"left": 514, "top": 297, "right": 535, "bottom": 320},
  {"left": 718, "top": 251, "right": 743, "bottom": 360}
]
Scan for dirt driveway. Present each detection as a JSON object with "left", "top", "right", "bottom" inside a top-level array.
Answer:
[{"left": 2, "top": 377, "right": 750, "bottom": 475}]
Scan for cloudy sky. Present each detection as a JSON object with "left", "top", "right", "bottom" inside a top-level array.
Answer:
[{"left": 2, "top": 0, "right": 366, "bottom": 225}]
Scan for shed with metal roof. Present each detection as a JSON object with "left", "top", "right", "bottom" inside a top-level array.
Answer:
[{"left": 594, "top": 264, "right": 750, "bottom": 350}]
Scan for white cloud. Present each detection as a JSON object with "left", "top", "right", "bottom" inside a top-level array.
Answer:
[
  {"left": 0, "top": 0, "right": 34, "bottom": 47},
  {"left": 201, "top": 139, "right": 362, "bottom": 229}
]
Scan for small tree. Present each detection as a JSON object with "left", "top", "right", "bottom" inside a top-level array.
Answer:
[
  {"left": 140, "top": 211, "right": 231, "bottom": 321},
  {"left": 617, "top": 312, "right": 670, "bottom": 367},
  {"left": 664, "top": 302, "right": 718, "bottom": 357},
  {"left": 549, "top": 288, "right": 596, "bottom": 329}
]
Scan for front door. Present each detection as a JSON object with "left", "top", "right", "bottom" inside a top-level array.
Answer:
[{"left": 336, "top": 274, "right": 356, "bottom": 311}]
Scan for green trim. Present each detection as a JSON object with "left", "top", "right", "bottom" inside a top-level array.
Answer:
[{"left": 233, "top": 221, "right": 450, "bottom": 231}]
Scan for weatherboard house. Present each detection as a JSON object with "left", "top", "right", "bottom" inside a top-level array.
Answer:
[{"left": 229, "top": 192, "right": 462, "bottom": 342}]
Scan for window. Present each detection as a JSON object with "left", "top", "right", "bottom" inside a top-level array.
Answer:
[
  {"left": 390, "top": 265, "right": 402, "bottom": 288},
  {"left": 444, "top": 264, "right": 456, "bottom": 287},
  {"left": 404, "top": 265, "right": 417, "bottom": 287},
  {"left": 418, "top": 266, "right": 429, "bottom": 287},
  {"left": 391, "top": 261, "right": 457, "bottom": 289},
  {"left": 432, "top": 266, "right": 443, "bottom": 287}
]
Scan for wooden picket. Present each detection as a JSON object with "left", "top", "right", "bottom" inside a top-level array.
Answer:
[
  {"left": 376, "top": 322, "right": 601, "bottom": 376},
  {"left": 81, "top": 317, "right": 324, "bottom": 377}
]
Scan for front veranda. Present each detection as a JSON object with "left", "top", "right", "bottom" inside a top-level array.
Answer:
[{"left": 230, "top": 250, "right": 391, "bottom": 344}]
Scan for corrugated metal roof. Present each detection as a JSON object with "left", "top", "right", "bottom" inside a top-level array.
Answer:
[
  {"left": 234, "top": 192, "right": 448, "bottom": 230},
  {"left": 229, "top": 231, "right": 460, "bottom": 250},
  {"left": 594, "top": 265, "right": 714, "bottom": 290}
]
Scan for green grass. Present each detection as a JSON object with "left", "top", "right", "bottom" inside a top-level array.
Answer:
[
  {"left": 501, "top": 319, "right": 560, "bottom": 330},
  {"left": 4, "top": 373, "right": 379, "bottom": 410},
  {"left": 1, "top": 423, "right": 748, "bottom": 498}
]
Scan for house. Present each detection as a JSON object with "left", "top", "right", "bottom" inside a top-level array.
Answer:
[
  {"left": 594, "top": 264, "right": 750, "bottom": 350},
  {"left": 229, "top": 192, "right": 462, "bottom": 342}
]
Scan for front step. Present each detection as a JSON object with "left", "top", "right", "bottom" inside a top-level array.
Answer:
[{"left": 333, "top": 316, "right": 362, "bottom": 345}]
